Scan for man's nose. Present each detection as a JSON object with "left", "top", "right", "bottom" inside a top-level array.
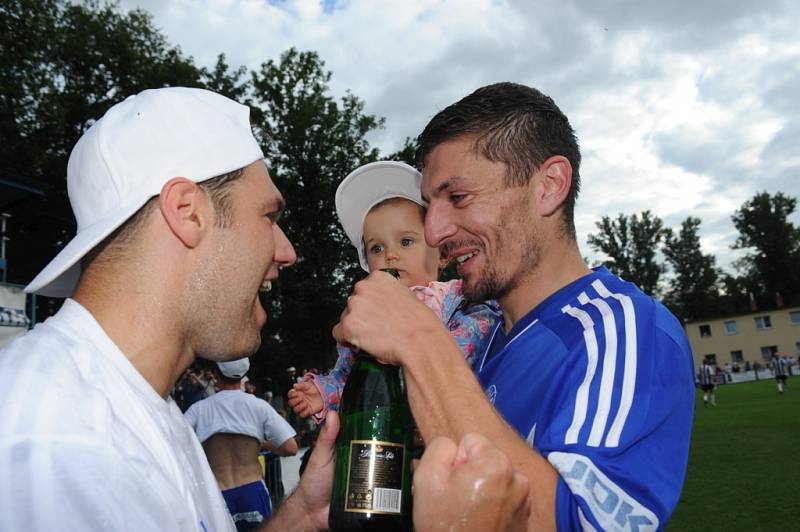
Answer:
[
  {"left": 274, "top": 225, "right": 297, "bottom": 267},
  {"left": 424, "top": 201, "right": 457, "bottom": 247}
]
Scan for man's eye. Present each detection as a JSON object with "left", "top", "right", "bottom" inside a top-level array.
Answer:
[
  {"left": 369, "top": 244, "right": 383, "bottom": 254},
  {"left": 401, "top": 238, "right": 414, "bottom": 247},
  {"left": 450, "top": 194, "right": 466, "bottom": 204}
]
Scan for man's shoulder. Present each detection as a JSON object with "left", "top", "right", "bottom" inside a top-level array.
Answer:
[
  {"left": 210, "top": 389, "right": 273, "bottom": 412},
  {"left": 0, "top": 315, "right": 141, "bottom": 447},
  {"left": 540, "top": 270, "right": 688, "bottom": 356},
  {"left": 0, "top": 342, "right": 117, "bottom": 445}
]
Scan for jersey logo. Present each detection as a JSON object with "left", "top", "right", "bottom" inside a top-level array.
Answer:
[
  {"left": 485, "top": 384, "right": 497, "bottom": 405},
  {"left": 548, "top": 452, "right": 658, "bottom": 531}
]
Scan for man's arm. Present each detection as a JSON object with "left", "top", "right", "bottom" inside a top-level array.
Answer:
[
  {"left": 262, "top": 401, "right": 298, "bottom": 456},
  {"left": 262, "top": 436, "right": 298, "bottom": 457},
  {"left": 333, "top": 272, "right": 559, "bottom": 530}
]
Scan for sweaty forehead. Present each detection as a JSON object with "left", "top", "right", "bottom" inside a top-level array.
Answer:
[{"left": 421, "top": 173, "right": 469, "bottom": 202}]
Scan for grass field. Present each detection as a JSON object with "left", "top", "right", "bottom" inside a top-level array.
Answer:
[{"left": 668, "top": 377, "right": 800, "bottom": 531}]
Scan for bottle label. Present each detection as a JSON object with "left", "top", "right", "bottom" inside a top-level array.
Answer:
[{"left": 344, "top": 440, "right": 405, "bottom": 514}]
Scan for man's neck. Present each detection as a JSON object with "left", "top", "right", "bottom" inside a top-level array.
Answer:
[
  {"left": 499, "top": 241, "right": 591, "bottom": 333},
  {"left": 74, "top": 279, "right": 193, "bottom": 399}
]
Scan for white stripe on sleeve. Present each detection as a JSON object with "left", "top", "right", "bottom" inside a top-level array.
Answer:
[
  {"left": 561, "top": 302, "right": 599, "bottom": 445},
  {"left": 578, "top": 292, "right": 618, "bottom": 447},
  {"left": 592, "top": 279, "right": 638, "bottom": 447}
]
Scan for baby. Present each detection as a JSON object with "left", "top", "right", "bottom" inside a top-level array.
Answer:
[{"left": 288, "top": 161, "right": 500, "bottom": 422}]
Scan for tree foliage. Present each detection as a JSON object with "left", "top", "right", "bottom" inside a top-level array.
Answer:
[
  {"left": 731, "top": 191, "right": 800, "bottom": 306},
  {"left": 0, "top": 2, "right": 390, "bottom": 382},
  {"left": 662, "top": 217, "right": 722, "bottom": 321},
  {"left": 249, "top": 48, "right": 384, "bottom": 379},
  {"left": 1, "top": 0, "right": 206, "bottom": 316},
  {"left": 587, "top": 211, "right": 667, "bottom": 295}
]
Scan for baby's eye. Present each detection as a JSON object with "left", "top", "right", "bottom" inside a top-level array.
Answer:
[
  {"left": 369, "top": 244, "right": 384, "bottom": 254},
  {"left": 401, "top": 238, "right": 414, "bottom": 247}
]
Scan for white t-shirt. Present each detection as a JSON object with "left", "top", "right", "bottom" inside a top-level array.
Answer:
[
  {"left": 185, "top": 390, "right": 296, "bottom": 446},
  {"left": 0, "top": 299, "right": 235, "bottom": 532}
]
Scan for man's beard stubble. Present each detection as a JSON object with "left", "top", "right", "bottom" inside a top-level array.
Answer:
[{"left": 459, "top": 212, "right": 541, "bottom": 304}]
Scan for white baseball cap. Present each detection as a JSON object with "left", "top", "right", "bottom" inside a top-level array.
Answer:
[
  {"left": 25, "top": 87, "right": 264, "bottom": 297},
  {"left": 335, "top": 161, "right": 425, "bottom": 272},
  {"left": 217, "top": 357, "right": 250, "bottom": 379}
]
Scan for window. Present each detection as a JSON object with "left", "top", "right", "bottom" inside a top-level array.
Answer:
[
  {"left": 790, "top": 311, "right": 800, "bottom": 325},
  {"left": 724, "top": 320, "right": 737, "bottom": 334},
  {"left": 730, "top": 350, "right": 743, "bottom": 363},
  {"left": 704, "top": 354, "right": 717, "bottom": 365},
  {"left": 760, "top": 345, "right": 777, "bottom": 361},
  {"left": 796, "top": 342, "right": 800, "bottom": 357},
  {"left": 699, "top": 324, "right": 711, "bottom": 337},
  {"left": 754, "top": 316, "right": 772, "bottom": 330}
]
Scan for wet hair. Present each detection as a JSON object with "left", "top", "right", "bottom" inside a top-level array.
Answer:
[
  {"left": 415, "top": 82, "right": 581, "bottom": 239},
  {"left": 81, "top": 167, "right": 245, "bottom": 269}
]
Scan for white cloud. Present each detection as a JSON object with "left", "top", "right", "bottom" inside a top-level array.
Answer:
[{"left": 118, "top": 0, "right": 800, "bottom": 271}]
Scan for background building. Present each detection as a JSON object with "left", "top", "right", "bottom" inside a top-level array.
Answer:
[{"left": 684, "top": 306, "right": 800, "bottom": 369}]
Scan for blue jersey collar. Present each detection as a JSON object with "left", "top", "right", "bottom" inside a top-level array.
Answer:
[{"left": 479, "top": 266, "right": 612, "bottom": 370}]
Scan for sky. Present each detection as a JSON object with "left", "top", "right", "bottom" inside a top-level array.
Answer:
[{"left": 117, "top": 0, "right": 800, "bottom": 271}]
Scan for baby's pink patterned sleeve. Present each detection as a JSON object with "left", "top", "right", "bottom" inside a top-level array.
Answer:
[{"left": 303, "top": 343, "right": 357, "bottom": 423}]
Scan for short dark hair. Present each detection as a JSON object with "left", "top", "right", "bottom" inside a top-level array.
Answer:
[
  {"left": 214, "top": 368, "right": 244, "bottom": 386},
  {"left": 415, "top": 82, "right": 581, "bottom": 238},
  {"left": 81, "top": 167, "right": 246, "bottom": 269}
]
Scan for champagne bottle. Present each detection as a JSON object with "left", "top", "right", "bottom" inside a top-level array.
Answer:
[{"left": 329, "top": 269, "right": 414, "bottom": 532}]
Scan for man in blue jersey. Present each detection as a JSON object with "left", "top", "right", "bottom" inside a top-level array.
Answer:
[{"left": 334, "top": 82, "right": 695, "bottom": 531}]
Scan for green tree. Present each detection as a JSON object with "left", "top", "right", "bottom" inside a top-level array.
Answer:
[
  {"left": 587, "top": 211, "right": 667, "bottom": 295},
  {"left": 662, "top": 217, "right": 721, "bottom": 321},
  {"left": 1, "top": 1, "right": 402, "bottom": 386},
  {"left": 1, "top": 0, "right": 206, "bottom": 317},
  {"left": 386, "top": 137, "right": 416, "bottom": 166},
  {"left": 249, "top": 48, "right": 384, "bottom": 380},
  {"left": 731, "top": 191, "right": 800, "bottom": 306}
]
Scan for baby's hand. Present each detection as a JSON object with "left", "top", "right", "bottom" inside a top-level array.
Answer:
[{"left": 288, "top": 380, "right": 324, "bottom": 418}]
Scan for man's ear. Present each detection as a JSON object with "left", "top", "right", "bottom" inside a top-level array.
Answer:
[
  {"left": 158, "top": 178, "right": 212, "bottom": 248},
  {"left": 535, "top": 155, "right": 573, "bottom": 217}
]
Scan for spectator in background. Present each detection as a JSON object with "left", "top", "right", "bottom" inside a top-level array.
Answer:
[
  {"left": 699, "top": 359, "right": 717, "bottom": 406},
  {"left": 186, "top": 358, "right": 298, "bottom": 530},
  {"left": 201, "top": 368, "right": 218, "bottom": 398},
  {"left": 178, "top": 367, "right": 207, "bottom": 411},
  {"left": 771, "top": 354, "right": 788, "bottom": 394}
]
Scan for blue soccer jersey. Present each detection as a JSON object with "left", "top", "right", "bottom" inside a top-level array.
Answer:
[{"left": 476, "top": 267, "right": 695, "bottom": 531}]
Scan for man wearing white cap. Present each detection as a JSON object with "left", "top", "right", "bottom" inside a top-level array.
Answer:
[
  {"left": 0, "top": 86, "right": 530, "bottom": 532},
  {"left": 185, "top": 358, "right": 297, "bottom": 530},
  {"left": 0, "top": 87, "right": 300, "bottom": 531}
]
